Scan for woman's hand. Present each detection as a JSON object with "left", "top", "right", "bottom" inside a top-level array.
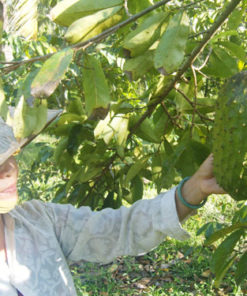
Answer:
[
  {"left": 192, "top": 153, "right": 226, "bottom": 197},
  {"left": 175, "top": 153, "right": 226, "bottom": 221}
]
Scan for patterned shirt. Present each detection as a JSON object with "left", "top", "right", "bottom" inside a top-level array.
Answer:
[{"left": 0, "top": 187, "right": 190, "bottom": 295}]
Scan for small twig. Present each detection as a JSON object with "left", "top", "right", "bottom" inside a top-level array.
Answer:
[
  {"left": 175, "top": 87, "right": 194, "bottom": 106},
  {"left": 161, "top": 101, "right": 182, "bottom": 129},
  {"left": 194, "top": 48, "right": 213, "bottom": 71},
  {"left": 175, "top": 87, "right": 213, "bottom": 122},
  {"left": 189, "top": 29, "right": 210, "bottom": 39},
  {"left": 124, "top": 0, "right": 132, "bottom": 17},
  {"left": 191, "top": 66, "right": 198, "bottom": 99},
  {"left": 0, "top": 53, "right": 52, "bottom": 73},
  {"left": 196, "top": 68, "right": 209, "bottom": 78}
]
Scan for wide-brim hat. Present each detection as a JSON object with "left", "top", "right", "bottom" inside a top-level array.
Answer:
[{"left": 0, "top": 107, "right": 62, "bottom": 165}]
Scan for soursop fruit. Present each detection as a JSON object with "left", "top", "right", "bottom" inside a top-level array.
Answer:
[{"left": 213, "top": 71, "right": 247, "bottom": 200}]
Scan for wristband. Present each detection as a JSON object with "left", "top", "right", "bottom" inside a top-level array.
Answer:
[{"left": 177, "top": 177, "right": 207, "bottom": 210}]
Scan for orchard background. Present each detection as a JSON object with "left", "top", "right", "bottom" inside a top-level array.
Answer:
[{"left": 0, "top": 0, "right": 247, "bottom": 293}]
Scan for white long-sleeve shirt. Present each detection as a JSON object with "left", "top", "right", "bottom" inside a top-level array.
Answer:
[{"left": 0, "top": 187, "right": 190, "bottom": 296}]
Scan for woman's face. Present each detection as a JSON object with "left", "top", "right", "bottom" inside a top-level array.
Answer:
[{"left": 0, "top": 156, "right": 18, "bottom": 202}]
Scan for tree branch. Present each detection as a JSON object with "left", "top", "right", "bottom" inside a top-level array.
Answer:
[
  {"left": 129, "top": 0, "right": 242, "bottom": 134},
  {"left": 0, "top": 0, "right": 172, "bottom": 73}
]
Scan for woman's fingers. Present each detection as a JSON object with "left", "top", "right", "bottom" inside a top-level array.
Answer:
[{"left": 201, "top": 177, "right": 226, "bottom": 195}]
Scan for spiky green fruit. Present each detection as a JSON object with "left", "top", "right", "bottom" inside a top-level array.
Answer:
[{"left": 213, "top": 71, "right": 247, "bottom": 200}]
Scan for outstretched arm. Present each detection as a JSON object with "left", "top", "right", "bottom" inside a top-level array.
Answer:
[{"left": 175, "top": 154, "right": 225, "bottom": 221}]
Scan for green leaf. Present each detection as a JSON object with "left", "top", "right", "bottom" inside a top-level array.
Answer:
[
  {"left": 31, "top": 48, "right": 73, "bottom": 98},
  {"left": 123, "top": 12, "right": 169, "bottom": 57},
  {"left": 111, "top": 101, "right": 135, "bottom": 114},
  {"left": 81, "top": 8, "right": 124, "bottom": 41},
  {"left": 94, "top": 112, "right": 129, "bottom": 145},
  {"left": 235, "top": 251, "right": 247, "bottom": 285},
  {"left": 67, "top": 124, "right": 83, "bottom": 156},
  {"left": 176, "top": 141, "right": 210, "bottom": 178},
  {"left": 102, "top": 192, "right": 116, "bottom": 209},
  {"left": 161, "top": 137, "right": 188, "bottom": 188},
  {"left": 79, "top": 166, "right": 102, "bottom": 183},
  {"left": 154, "top": 12, "right": 190, "bottom": 74},
  {"left": 153, "top": 75, "right": 174, "bottom": 97},
  {"left": 8, "top": 0, "right": 38, "bottom": 40},
  {"left": 125, "top": 156, "right": 148, "bottom": 185},
  {"left": 82, "top": 54, "right": 111, "bottom": 116},
  {"left": 152, "top": 105, "right": 171, "bottom": 138},
  {"left": 32, "top": 102, "right": 48, "bottom": 134},
  {"left": 67, "top": 97, "right": 84, "bottom": 115},
  {"left": 116, "top": 115, "right": 129, "bottom": 146},
  {"left": 127, "top": 0, "right": 152, "bottom": 15},
  {"left": 65, "top": 6, "right": 122, "bottom": 44},
  {"left": 227, "top": 8, "right": 244, "bottom": 30},
  {"left": 130, "top": 114, "right": 162, "bottom": 143},
  {"left": 0, "top": 79, "right": 8, "bottom": 120},
  {"left": 123, "top": 50, "right": 155, "bottom": 80},
  {"left": 52, "top": 185, "right": 67, "bottom": 203},
  {"left": 94, "top": 112, "right": 114, "bottom": 144},
  {"left": 50, "top": 0, "right": 124, "bottom": 27},
  {"left": 0, "top": 3, "right": 3, "bottom": 42},
  {"left": 66, "top": 165, "right": 102, "bottom": 191},
  {"left": 65, "top": 168, "right": 81, "bottom": 192},
  {"left": 196, "top": 222, "right": 224, "bottom": 237},
  {"left": 232, "top": 206, "right": 247, "bottom": 224},
  {"left": 54, "top": 137, "right": 68, "bottom": 164},
  {"left": 68, "top": 183, "right": 89, "bottom": 206},
  {"left": 58, "top": 113, "right": 86, "bottom": 125},
  {"left": 229, "top": 34, "right": 242, "bottom": 46},
  {"left": 131, "top": 175, "right": 143, "bottom": 203},
  {"left": 217, "top": 41, "right": 246, "bottom": 61},
  {"left": 17, "top": 70, "right": 39, "bottom": 102},
  {"left": 152, "top": 152, "right": 166, "bottom": 191},
  {"left": 203, "top": 47, "right": 238, "bottom": 78},
  {"left": 211, "top": 30, "right": 238, "bottom": 42},
  {"left": 214, "top": 254, "right": 238, "bottom": 288},
  {"left": 205, "top": 222, "right": 247, "bottom": 246},
  {"left": 211, "top": 229, "right": 244, "bottom": 276},
  {"left": 13, "top": 96, "right": 48, "bottom": 139}
]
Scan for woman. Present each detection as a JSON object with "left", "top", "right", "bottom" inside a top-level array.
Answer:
[{"left": 0, "top": 150, "right": 225, "bottom": 295}]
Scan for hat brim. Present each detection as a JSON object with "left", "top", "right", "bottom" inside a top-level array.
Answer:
[{"left": 0, "top": 108, "right": 62, "bottom": 166}]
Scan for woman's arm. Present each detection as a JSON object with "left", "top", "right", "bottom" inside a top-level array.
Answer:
[
  {"left": 44, "top": 154, "right": 224, "bottom": 264},
  {"left": 175, "top": 154, "right": 225, "bottom": 221}
]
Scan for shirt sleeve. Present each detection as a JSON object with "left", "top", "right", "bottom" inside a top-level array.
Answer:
[{"left": 44, "top": 187, "right": 190, "bottom": 265}]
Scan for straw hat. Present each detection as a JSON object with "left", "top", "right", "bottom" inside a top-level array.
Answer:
[{"left": 0, "top": 107, "right": 62, "bottom": 165}]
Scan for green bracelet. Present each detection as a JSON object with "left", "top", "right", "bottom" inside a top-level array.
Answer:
[{"left": 177, "top": 177, "right": 207, "bottom": 210}]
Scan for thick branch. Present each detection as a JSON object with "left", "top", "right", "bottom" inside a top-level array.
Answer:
[
  {"left": 129, "top": 0, "right": 242, "bottom": 134},
  {"left": 0, "top": 0, "right": 172, "bottom": 72}
]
